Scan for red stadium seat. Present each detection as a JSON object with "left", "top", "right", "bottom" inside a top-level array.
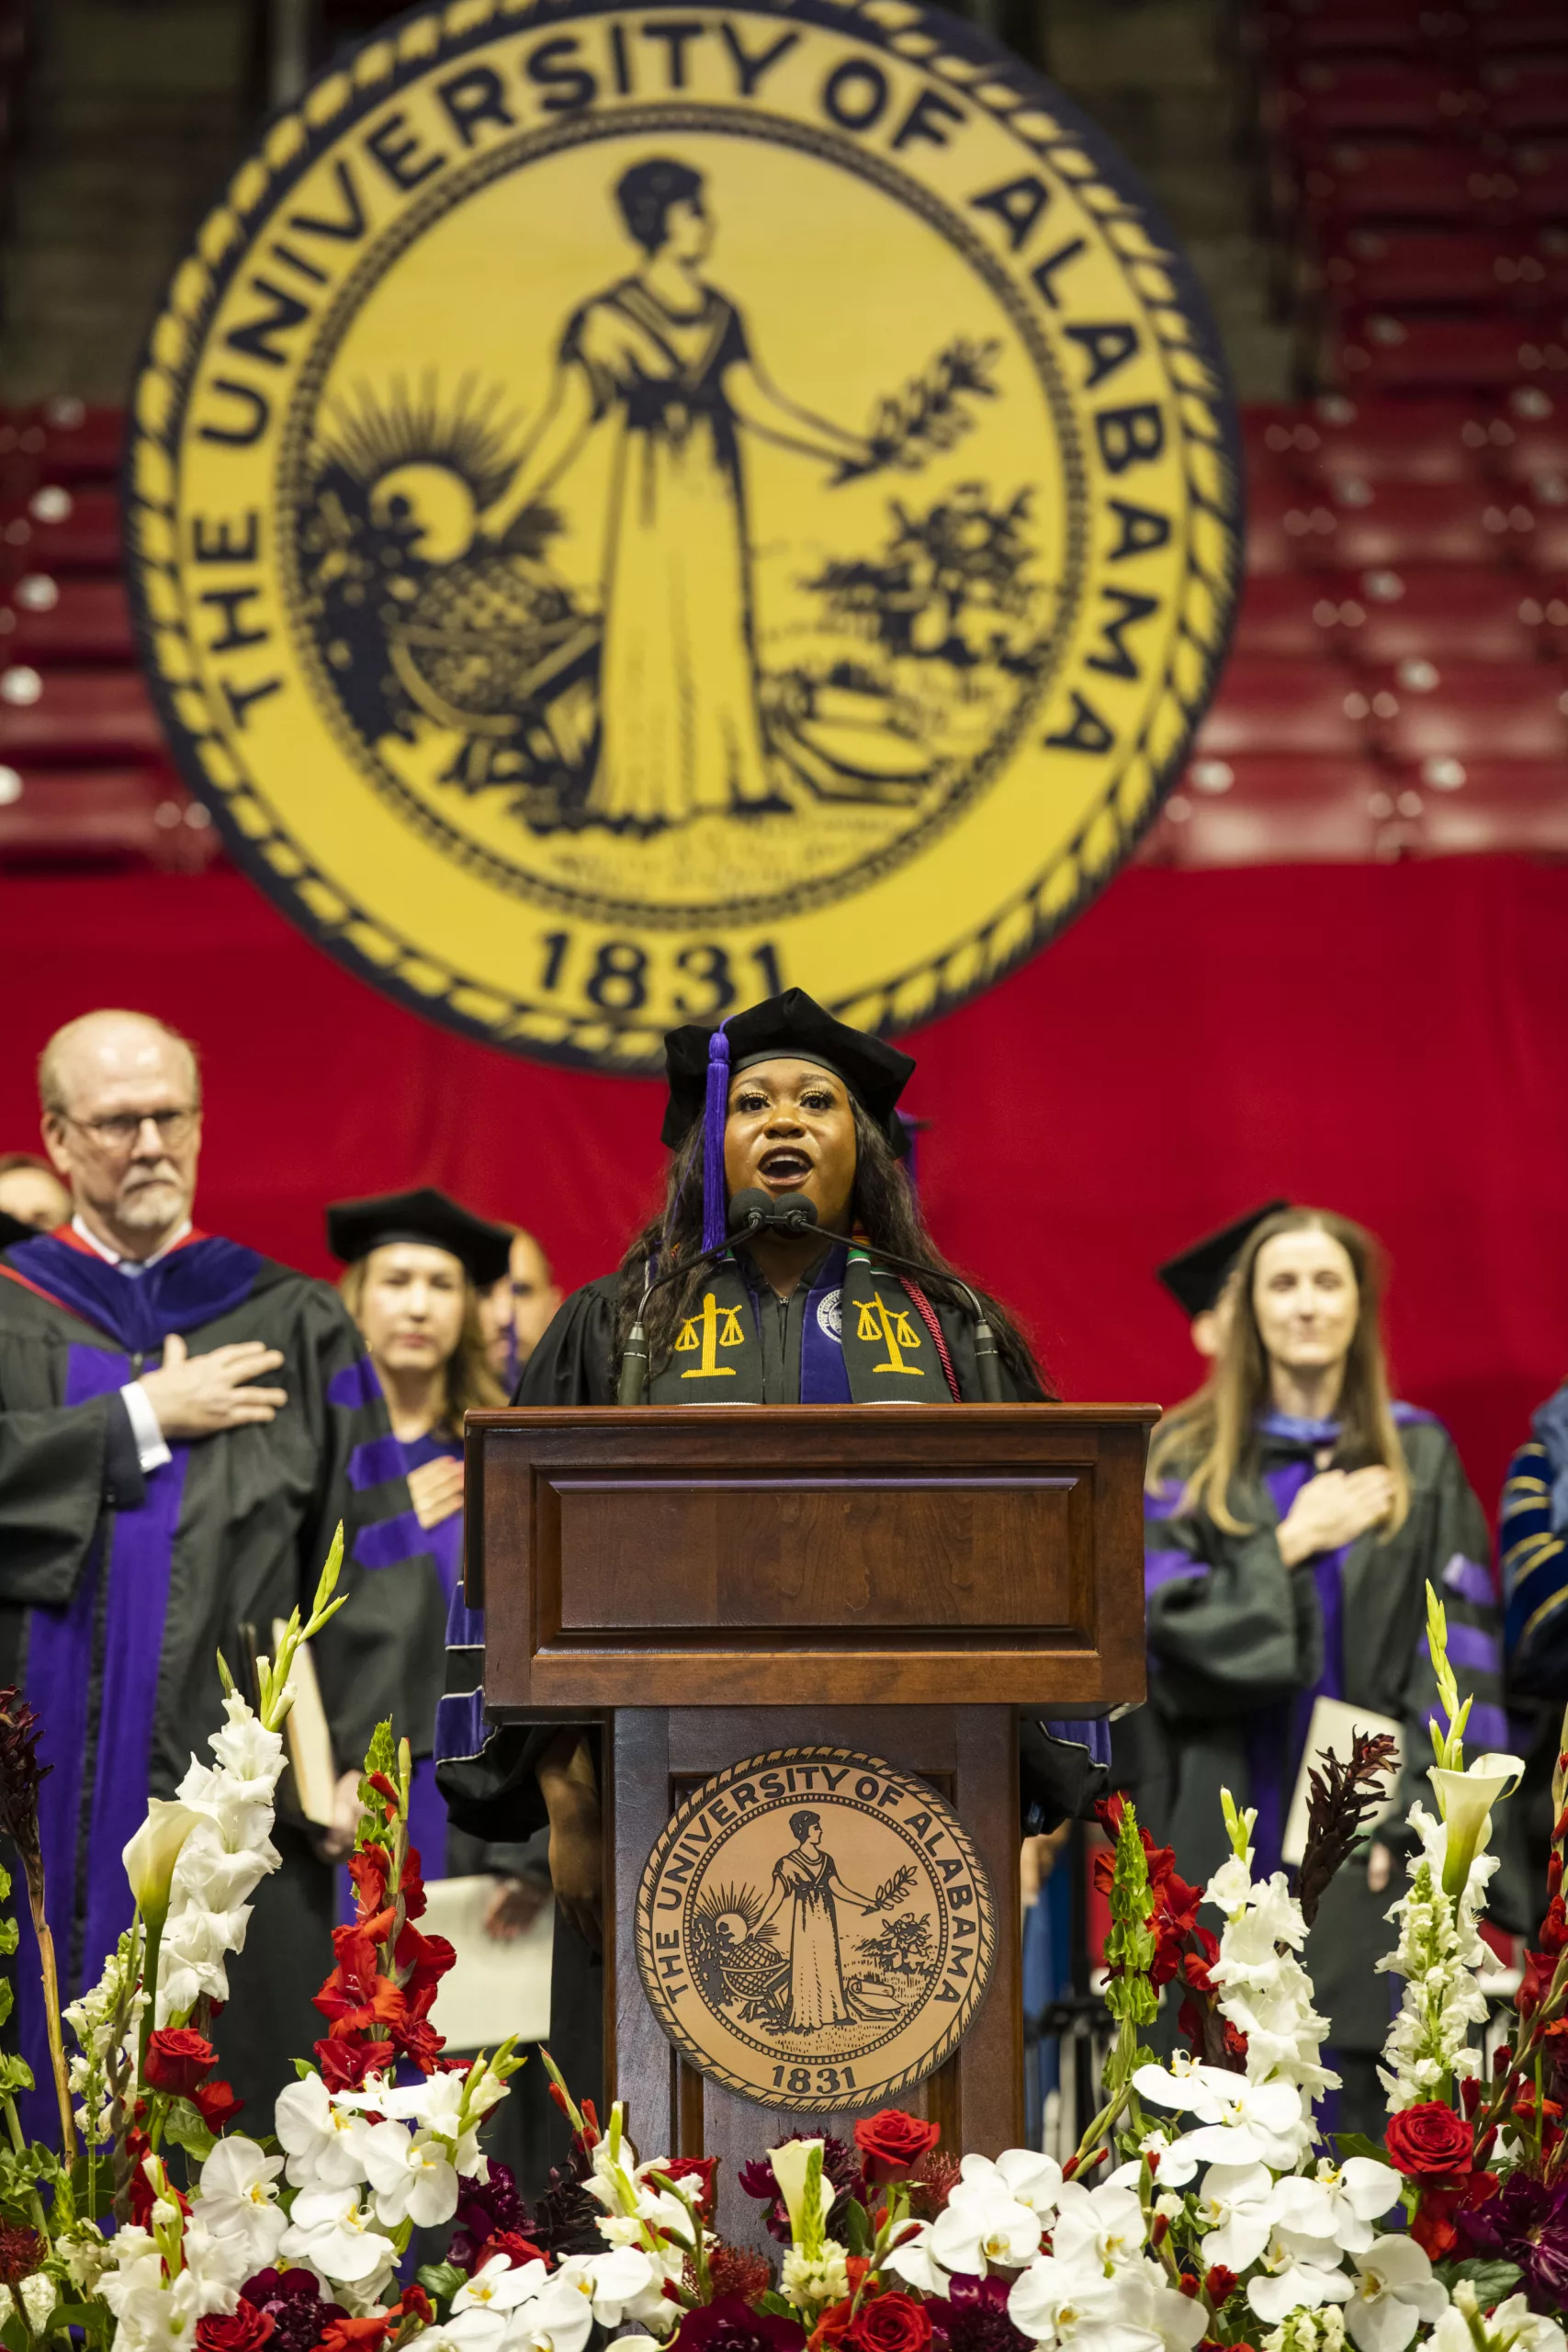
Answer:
[
  {"left": 1310, "top": 475, "right": 1523, "bottom": 562},
  {"left": 1364, "top": 653, "right": 1568, "bottom": 755},
  {"left": 0, "top": 576, "right": 134, "bottom": 663},
  {"left": 0, "top": 485, "right": 121, "bottom": 577},
  {"left": 1192, "top": 654, "right": 1373, "bottom": 753},
  {"left": 1517, "top": 471, "right": 1568, "bottom": 565},
  {"left": 1155, "top": 754, "right": 1392, "bottom": 863},
  {"left": 1317, "top": 228, "right": 1562, "bottom": 310},
  {"left": 1244, "top": 470, "right": 1337, "bottom": 571},
  {"left": 1489, "top": 383, "right": 1568, "bottom": 474},
  {"left": 1257, "top": 0, "right": 1470, "bottom": 61},
  {"left": 1335, "top": 310, "right": 1568, "bottom": 391},
  {"left": 1337, "top": 562, "right": 1550, "bottom": 657},
  {"left": 0, "top": 664, "right": 165, "bottom": 763},
  {"left": 1469, "top": 5, "right": 1568, "bottom": 56},
  {"left": 1524, "top": 571, "right": 1568, "bottom": 649},
  {"left": 1247, "top": 392, "right": 1490, "bottom": 481},
  {"left": 1230, "top": 571, "right": 1348, "bottom": 654},
  {"left": 1513, "top": 141, "right": 1568, "bottom": 222},
  {"left": 0, "top": 400, "right": 122, "bottom": 484},
  {"left": 1384, "top": 755, "right": 1568, "bottom": 850},
  {"left": 0, "top": 763, "right": 219, "bottom": 873},
  {"left": 1299, "top": 141, "right": 1524, "bottom": 231},
  {"left": 1483, "top": 61, "right": 1568, "bottom": 138},
  {"left": 1271, "top": 60, "right": 1483, "bottom": 140}
]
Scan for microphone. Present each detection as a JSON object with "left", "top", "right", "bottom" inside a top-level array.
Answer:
[
  {"left": 753, "top": 1196, "right": 1007, "bottom": 1403},
  {"left": 615, "top": 1191, "right": 782, "bottom": 1406}
]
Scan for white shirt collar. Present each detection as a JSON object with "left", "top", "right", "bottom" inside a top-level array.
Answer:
[{"left": 72, "top": 1214, "right": 192, "bottom": 1271}]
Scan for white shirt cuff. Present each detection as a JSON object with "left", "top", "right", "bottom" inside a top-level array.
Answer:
[{"left": 120, "top": 1381, "right": 172, "bottom": 1474}]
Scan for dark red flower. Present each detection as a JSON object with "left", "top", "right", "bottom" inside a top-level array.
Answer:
[
  {"left": 660, "top": 2154, "right": 719, "bottom": 2220},
  {"left": 0, "top": 2227, "right": 41, "bottom": 2289},
  {"left": 928, "top": 2272, "right": 1032, "bottom": 2352},
  {"left": 1458, "top": 2172, "right": 1568, "bottom": 2309},
  {"left": 845, "top": 2292, "right": 931, "bottom": 2352},
  {"left": 313, "top": 2034, "right": 395, "bottom": 2092},
  {"left": 1383, "top": 2103, "right": 1473, "bottom": 2180},
  {"left": 144, "top": 2028, "right": 217, "bottom": 2098},
  {"left": 739, "top": 2136, "right": 863, "bottom": 2243},
  {"left": 705, "top": 2244, "right": 773, "bottom": 2301},
  {"left": 853, "top": 2111, "right": 941, "bottom": 2184},
  {"left": 240, "top": 2266, "right": 348, "bottom": 2352},
  {"left": 400, "top": 1846, "right": 427, "bottom": 1922},
  {"left": 197, "top": 2302, "right": 276, "bottom": 2352},
  {"left": 448, "top": 2165, "right": 525, "bottom": 2273},
  {"left": 674, "top": 2293, "right": 807, "bottom": 2352},
  {"left": 1203, "top": 2267, "right": 1237, "bottom": 2304},
  {"left": 0, "top": 1690, "right": 48, "bottom": 1859},
  {"left": 192, "top": 2077, "right": 243, "bottom": 2132}
]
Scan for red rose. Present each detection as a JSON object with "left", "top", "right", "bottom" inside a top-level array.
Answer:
[
  {"left": 197, "top": 2302, "right": 276, "bottom": 2352},
  {"left": 852, "top": 2110, "right": 941, "bottom": 2184},
  {"left": 1384, "top": 2103, "right": 1474, "bottom": 2180},
  {"left": 660, "top": 2156, "right": 719, "bottom": 2220},
  {"left": 144, "top": 2028, "right": 217, "bottom": 2098},
  {"left": 192, "top": 2078, "right": 243, "bottom": 2132},
  {"left": 844, "top": 2297, "right": 931, "bottom": 2352}
]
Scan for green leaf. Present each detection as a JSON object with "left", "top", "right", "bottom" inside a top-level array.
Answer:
[
  {"left": 0, "top": 2053, "right": 32, "bottom": 2098},
  {"left": 162, "top": 2098, "right": 216, "bottom": 2163},
  {"left": 0, "top": 1921, "right": 17, "bottom": 1960},
  {"left": 755, "top": 2295, "right": 796, "bottom": 2322},
  {"left": 1449, "top": 2259, "right": 1523, "bottom": 2303},
  {"left": 841, "top": 2198, "right": 871, "bottom": 2256},
  {"left": 416, "top": 2263, "right": 468, "bottom": 2305},
  {"left": 1332, "top": 2132, "right": 1392, "bottom": 2165},
  {"left": 293, "top": 2057, "right": 315, "bottom": 2080}
]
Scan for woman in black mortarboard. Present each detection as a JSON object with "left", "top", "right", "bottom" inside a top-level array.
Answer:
[
  {"left": 519, "top": 988, "right": 1046, "bottom": 1411},
  {"left": 438, "top": 994, "right": 1123, "bottom": 2187}
]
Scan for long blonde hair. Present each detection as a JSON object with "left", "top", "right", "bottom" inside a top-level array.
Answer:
[
  {"left": 1146, "top": 1206, "right": 1410, "bottom": 1538},
  {"left": 339, "top": 1257, "right": 504, "bottom": 1436}
]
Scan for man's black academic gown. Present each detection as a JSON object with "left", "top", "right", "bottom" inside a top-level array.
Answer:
[{"left": 0, "top": 1227, "right": 447, "bottom": 2132}]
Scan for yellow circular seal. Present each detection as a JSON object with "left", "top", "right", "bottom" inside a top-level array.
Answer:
[
  {"left": 129, "top": 0, "right": 1241, "bottom": 1071},
  {"left": 636, "top": 1747, "right": 994, "bottom": 2109}
]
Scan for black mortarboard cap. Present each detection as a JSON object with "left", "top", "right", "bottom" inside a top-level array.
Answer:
[
  {"left": 1156, "top": 1201, "right": 1291, "bottom": 1319},
  {"left": 0, "top": 1208, "right": 35, "bottom": 1253},
  {"left": 325, "top": 1187, "right": 514, "bottom": 1287},
  {"left": 661, "top": 989, "right": 915, "bottom": 1156}
]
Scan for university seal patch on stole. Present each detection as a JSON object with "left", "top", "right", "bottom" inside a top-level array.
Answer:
[
  {"left": 129, "top": 0, "right": 1240, "bottom": 1072},
  {"left": 637, "top": 1747, "right": 995, "bottom": 2109}
]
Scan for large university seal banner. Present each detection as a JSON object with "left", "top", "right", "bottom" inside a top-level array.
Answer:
[
  {"left": 637, "top": 1748, "right": 995, "bottom": 2109},
  {"left": 129, "top": 0, "right": 1242, "bottom": 1071}
]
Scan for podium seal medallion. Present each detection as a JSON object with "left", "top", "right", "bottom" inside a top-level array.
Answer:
[
  {"left": 129, "top": 0, "right": 1241, "bottom": 1071},
  {"left": 637, "top": 1747, "right": 994, "bottom": 2109}
]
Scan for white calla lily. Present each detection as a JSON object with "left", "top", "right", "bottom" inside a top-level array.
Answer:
[{"left": 122, "top": 1803, "right": 201, "bottom": 1928}]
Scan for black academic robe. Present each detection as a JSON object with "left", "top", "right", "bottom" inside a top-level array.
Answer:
[
  {"left": 0, "top": 1228, "right": 448, "bottom": 2132},
  {"left": 1128, "top": 1408, "right": 1529, "bottom": 2064},
  {"left": 438, "top": 1260, "right": 1109, "bottom": 2186}
]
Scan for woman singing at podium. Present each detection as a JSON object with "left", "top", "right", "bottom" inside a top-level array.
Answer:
[{"left": 437, "top": 989, "right": 1098, "bottom": 2181}]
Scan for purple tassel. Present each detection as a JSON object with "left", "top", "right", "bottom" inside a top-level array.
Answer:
[{"left": 701, "top": 1026, "right": 730, "bottom": 1252}]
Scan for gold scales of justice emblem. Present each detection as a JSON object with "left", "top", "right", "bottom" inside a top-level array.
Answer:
[
  {"left": 127, "top": 0, "right": 1243, "bottom": 1073},
  {"left": 637, "top": 1748, "right": 995, "bottom": 2109}
]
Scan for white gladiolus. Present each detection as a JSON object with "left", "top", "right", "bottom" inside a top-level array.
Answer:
[
  {"left": 0, "top": 2276, "right": 59, "bottom": 2331},
  {"left": 1377, "top": 1804, "right": 1494, "bottom": 2108},
  {"left": 1203, "top": 1848, "right": 1337, "bottom": 2102},
  {"left": 156, "top": 1693, "right": 288, "bottom": 2021}
]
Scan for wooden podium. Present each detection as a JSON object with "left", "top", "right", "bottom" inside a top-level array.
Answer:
[{"left": 468, "top": 1403, "right": 1153, "bottom": 2183}]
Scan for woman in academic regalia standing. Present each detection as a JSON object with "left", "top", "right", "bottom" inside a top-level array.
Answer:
[
  {"left": 1140, "top": 1204, "right": 1526, "bottom": 2132},
  {"left": 438, "top": 989, "right": 1110, "bottom": 2184}
]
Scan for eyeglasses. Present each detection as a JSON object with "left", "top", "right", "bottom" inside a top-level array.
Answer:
[{"left": 61, "top": 1107, "right": 199, "bottom": 1152}]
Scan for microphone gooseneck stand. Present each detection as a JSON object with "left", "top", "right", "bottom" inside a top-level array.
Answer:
[{"left": 615, "top": 1191, "right": 1004, "bottom": 1404}]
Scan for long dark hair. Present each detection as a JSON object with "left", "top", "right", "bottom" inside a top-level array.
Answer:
[
  {"left": 1145, "top": 1205, "right": 1408, "bottom": 1535},
  {"left": 615, "top": 1102, "right": 1049, "bottom": 1396}
]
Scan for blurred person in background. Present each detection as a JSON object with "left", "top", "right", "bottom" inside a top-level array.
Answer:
[
  {"left": 329, "top": 1188, "right": 547, "bottom": 1929},
  {"left": 479, "top": 1226, "right": 563, "bottom": 1392},
  {"left": 1139, "top": 1204, "right": 1523, "bottom": 2133},
  {"left": 0, "top": 1011, "right": 431, "bottom": 2130},
  {"left": 0, "top": 1152, "right": 69, "bottom": 1233},
  {"left": 1498, "top": 1375, "right": 1568, "bottom": 1896}
]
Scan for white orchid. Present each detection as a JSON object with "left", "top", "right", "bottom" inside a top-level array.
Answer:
[
  {"left": 1010, "top": 2251, "right": 1205, "bottom": 2352},
  {"left": 1134, "top": 2064, "right": 1307, "bottom": 2169},
  {"left": 1191, "top": 2162, "right": 1280, "bottom": 2272},
  {"left": 1270, "top": 2160, "right": 1403, "bottom": 2258},
  {"left": 446, "top": 2255, "right": 551, "bottom": 2352},
  {"left": 1342, "top": 2237, "right": 1447, "bottom": 2352},
  {"left": 931, "top": 2165, "right": 1045, "bottom": 2274},
  {"left": 506, "top": 2264, "right": 598, "bottom": 2352},
  {"left": 882, "top": 2221, "right": 950, "bottom": 2297},
  {"left": 190, "top": 2136, "right": 287, "bottom": 2268},
  {"left": 275, "top": 2072, "right": 372, "bottom": 2188},
  {"left": 581, "top": 2245, "right": 681, "bottom": 2332},
  {"left": 1050, "top": 2183, "right": 1148, "bottom": 2273},
  {"left": 1247, "top": 2237, "right": 1357, "bottom": 2326},
  {"left": 276, "top": 2183, "right": 393, "bottom": 2283},
  {"left": 361, "top": 2117, "right": 461, "bottom": 2228},
  {"left": 1433, "top": 2288, "right": 1568, "bottom": 2352}
]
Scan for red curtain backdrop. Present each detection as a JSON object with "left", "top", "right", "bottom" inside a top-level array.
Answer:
[{"left": 5, "top": 856, "right": 1565, "bottom": 1529}]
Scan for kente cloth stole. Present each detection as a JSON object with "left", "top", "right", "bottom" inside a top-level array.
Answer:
[{"left": 648, "top": 1251, "right": 954, "bottom": 1402}]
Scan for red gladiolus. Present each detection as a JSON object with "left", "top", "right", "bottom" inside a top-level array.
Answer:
[{"left": 314, "top": 2035, "right": 395, "bottom": 2093}]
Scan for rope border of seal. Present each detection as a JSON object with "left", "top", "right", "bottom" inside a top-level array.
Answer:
[{"left": 125, "top": 0, "right": 1244, "bottom": 1075}]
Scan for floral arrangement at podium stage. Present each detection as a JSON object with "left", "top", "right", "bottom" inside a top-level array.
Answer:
[{"left": 2, "top": 1562, "right": 1567, "bottom": 2352}]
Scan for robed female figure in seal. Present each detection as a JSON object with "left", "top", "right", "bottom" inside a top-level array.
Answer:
[{"left": 759, "top": 1810, "right": 874, "bottom": 2033}]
